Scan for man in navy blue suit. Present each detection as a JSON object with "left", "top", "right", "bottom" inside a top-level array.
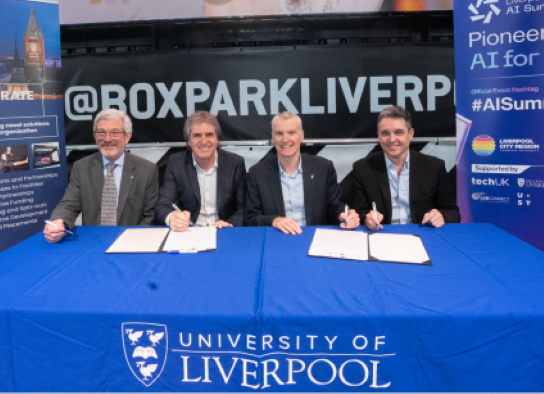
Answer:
[
  {"left": 155, "top": 111, "right": 246, "bottom": 230},
  {"left": 245, "top": 111, "right": 359, "bottom": 234}
]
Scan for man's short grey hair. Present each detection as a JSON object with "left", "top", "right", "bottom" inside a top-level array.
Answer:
[
  {"left": 271, "top": 111, "right": 303, "bottom": 134},
  {"left": 377, "top": 105, "right": 412, "bottom": 130},
  {"left": 183, "top": 111, "right": 222, "bottom": 141},
  {"left": 93, "top": 109, "right": 132, "bottom": 134}
]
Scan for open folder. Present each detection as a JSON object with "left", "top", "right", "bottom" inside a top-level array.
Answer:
[
  {"left": 308, "top": 229, "right": 432, "bottom": 265},
  {"left": 106, "top": 227, "right": 217, "bottom": 254}
]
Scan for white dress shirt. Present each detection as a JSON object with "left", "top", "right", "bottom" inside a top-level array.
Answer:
[{"left": 279, "top": 157, "right": 306, "bottom": 227}]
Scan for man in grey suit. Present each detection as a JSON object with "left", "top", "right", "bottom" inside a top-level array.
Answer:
[
  {"left": 245, "top": 111, "right": 359, "bottom": 234},
  {"left": 44, "top": 109, "right": 159, "bottom": 243},
  {"left": 155, "top": 111, "right": 246, "bottom": 230}
]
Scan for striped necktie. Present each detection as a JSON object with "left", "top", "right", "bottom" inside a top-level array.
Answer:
[{"left": 100, "top": 163, "right": 118, "bottom": 226}]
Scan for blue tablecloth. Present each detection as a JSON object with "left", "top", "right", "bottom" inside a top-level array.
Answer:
[{"left": 0, "top": 224, "right": 543, "bottom": 391}]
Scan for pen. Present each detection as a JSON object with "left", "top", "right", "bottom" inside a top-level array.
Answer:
[
  {"left": 372, "top": 201, "right": 380, "bottom": 231},
  {"left": 172, "top": 203, "right": 194, "bottom": 227},
  {"left": 344, "top": 205, "right": 348, "bottom": 227},
  {"left": 45, "top": 220, "right": 73, "bottom": 235}
]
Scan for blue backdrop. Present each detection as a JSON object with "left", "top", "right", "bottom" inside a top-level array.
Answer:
[
  {"left": 454, "top": 0, "right": 544, "bottom": 250},
  {"left": 0, "top": 0, "right": 67, "bottom": 252}
]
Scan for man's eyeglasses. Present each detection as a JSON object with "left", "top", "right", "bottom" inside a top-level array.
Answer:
[{"left": 95, "top": 131, "right": 125, "bottom": 138}]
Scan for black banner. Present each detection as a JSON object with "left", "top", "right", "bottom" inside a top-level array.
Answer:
[{"left": 63, "top": 44, "right": 454, "bottom": 144}]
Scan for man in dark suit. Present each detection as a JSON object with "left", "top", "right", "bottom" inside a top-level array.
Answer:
[
  {"left": 155, "top": 111, "right": 246, "bottom": 230},
  {"left": 245, "top": 111, "right": 359, "bottom": 234},
  {"left": 44, "top": 109, "right": 159, "bottom": 243},
  {"left": 351, "top": 105, "right": 460, "bottom": 231}
]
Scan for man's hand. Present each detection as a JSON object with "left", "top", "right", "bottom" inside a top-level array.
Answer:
[
  {"left": 422, "top": 209, "right": 445, "bottom": 228},
  {"left": 339, "top": 209, "right": 360, "bottom": 230},
  {"left": 170, "top": 210, "right": 191, "bottom": 231},
  {"left": 215, "top": 220, "right": 233, "bottom": 229},
  {"left": 44, "top": 219, "right": 66, "bottom": 243},
  {"left": 365, "top": 210, "right": 383, "bottom": 231},
  {"left": 272, "top": 217, "right": 302, "bottom": 235}
]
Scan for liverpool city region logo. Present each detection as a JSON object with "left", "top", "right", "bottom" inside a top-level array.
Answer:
[
  {"left": 469, "top": 0, "right": 500, "bottom": 23},
  {"left": 122, "top": 322, "right": 168, "bottom": 387}
]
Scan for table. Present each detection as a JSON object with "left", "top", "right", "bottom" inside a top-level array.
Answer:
[{"left": 0, "top": 224, "right": 543, "bottom": 391}]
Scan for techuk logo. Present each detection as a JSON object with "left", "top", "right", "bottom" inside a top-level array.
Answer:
[
  {"left": 469, "top": 0, "right": 501, "bottom": 23},
  {"left": 472, "top": 177, "right": 510, "bottom": 186},
  {"left": 472, "top": 135, "right": 495, "bottom": 156}
]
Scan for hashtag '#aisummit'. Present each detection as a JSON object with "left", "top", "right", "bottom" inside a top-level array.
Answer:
[{"left": 472, "top": 99, "right": 482, "bottom": 111}]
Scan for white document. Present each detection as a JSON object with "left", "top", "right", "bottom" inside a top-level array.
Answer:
[
  {"left": 308, "top": 229, "right": 369, "bottom": 260},
  {"left": 106, "top": 228, "right": 170, "bottom": 254},
  {"left": 162, "top": 227, "right": 217, "bottom": 253},
  {"left": 308, "top": 229, "right": 431, "bottom": 265},
  {"left": 368, "top": 233, "right": 430, "bottom": 264}
]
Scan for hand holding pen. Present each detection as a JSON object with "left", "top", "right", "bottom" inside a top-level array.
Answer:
[
  {"left": 170, "top": 204, "right": 195, "bottom": 232},
  {"left": 365, "top": 201, "right": 383, "bottom": 232},
  {"left": 44, "top": 219, "right": 72, "bottom": 244},
  {"left": 339, "top": 204, "right": 360, "bottom": 230}
]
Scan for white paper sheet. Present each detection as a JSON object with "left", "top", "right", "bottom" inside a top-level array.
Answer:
[
  {"left": 368, "top": 233, "right": 430, "bottom": 264},
  {"left": 162, "top": 227, "right": 217, "bottom": 253},
  {"left": 106, "top": 228, "right": 170, "bottom": 253},
  {"left": 308, "top": 229, "right": 369, "bottom": 260}
]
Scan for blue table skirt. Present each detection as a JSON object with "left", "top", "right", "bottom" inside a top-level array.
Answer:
[{"left": 0, "top": 224, "right": 543, "bottom": 391}]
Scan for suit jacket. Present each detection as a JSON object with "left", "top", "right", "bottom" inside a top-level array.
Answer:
[
  {"left": 245, "top": 153, "right": 345, "bottom": 226},
  {"left": 351, "top": 150, "right": 460, "bottom": 225},
  {"left": 155, "top": 149, "right": 247, "bottom": 227},
  {"left": 51, "top": 152, "right": 159, "bottom": 230}
]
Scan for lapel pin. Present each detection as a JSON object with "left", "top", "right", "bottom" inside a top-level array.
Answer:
[
  {"left": 311, "top": 174, "right": 314, "bottom": 179},
  {"left": 131, "top": 175, "right": 134, "bottom": 179}
]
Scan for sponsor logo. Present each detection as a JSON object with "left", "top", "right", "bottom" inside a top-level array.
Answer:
[
  {"left": 122, "top": 322, "right": 168, "bottom": 387},
  {"left": 518, "top": 178, "right": 544, "bottom": 187},
  {"left": 469, "top": 0, "right": 501, "bottom": 24},
  {"left": 472, "top": 135, "right": 495, "bottom": 156},
  {"left": 472, "top": 192, "right": 509, "bottom": 203},
  {"left": 472, "top": 177, "right": 509, "bottom": 186},
  {"left": 472, "top": 164, "right": 531, "bottom": 174}
]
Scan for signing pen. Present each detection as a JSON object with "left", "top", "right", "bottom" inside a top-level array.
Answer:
[
  {"left": 45, "top": 220, "right": 73, "bottom": 235},
  {"left": 344, "top": 204, "right": 348, "bottom": 227},
  {"left": 372, "top": 201, "right": 381, "bottom": 232},
  {"left": 172, "top": 203, "right": 194, "bottom": 227}
]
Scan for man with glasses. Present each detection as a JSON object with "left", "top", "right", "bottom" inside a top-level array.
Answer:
[{"left": 44, "top": 109, "right": 159, "bottom": 243}]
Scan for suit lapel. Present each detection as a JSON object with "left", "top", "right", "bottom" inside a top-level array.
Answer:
[
  {"left": 216, "top": 150, "right": 226, "bottom": 215},
  {"left": 186, "top": 151, "right": 201, "bottom": 206},
  {"left": 91, "top": 153, "right": 105, "bottom": 207},
  {"left": 117, "top": 152, "right": 135, "bottom": 221},
  {"left": 301, "top": 154, "right": 315, "bottom": 225},
  {"left": 408, "top": 151, "right": 420, "bottom": 223},
  {"left": 375, "top": 154, "right": 393, "bottom": 223},
  {"left": 267, "top": 158, "right": 286, "bottom": 216}
]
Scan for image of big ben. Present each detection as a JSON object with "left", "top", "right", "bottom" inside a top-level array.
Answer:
[{"left": 23, "top": 5, "right": 45, "bottom": 81}]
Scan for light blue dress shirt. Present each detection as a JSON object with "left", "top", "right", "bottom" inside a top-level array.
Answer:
[
  {"left": 102, "top": 153, "right": 125, "bottom": 202},
  {"left": 279, "top": 158, "right": 306, "bottom": 226},
  {"left": 385, "top": 153, "right": 412, "bottom": 225}
]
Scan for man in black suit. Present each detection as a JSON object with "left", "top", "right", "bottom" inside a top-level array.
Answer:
[
  {"left": 351, "top": 105, "right": 460, "bottom": 231},
  {"left": 245, "top": 111, "right": 359, "bottom": 234},
  {"left": 44, "top": 109, "right": 159, "bottom": 243},
  {"left": 155, "top": 111, "right": 246, "bottom": 230}
]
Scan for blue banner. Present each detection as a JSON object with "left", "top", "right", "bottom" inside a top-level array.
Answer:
[
  {"left": 0, "top": 0, "right": 67, "bottom": 252},
  {"left": 454, "top": 0, "right": 544, "bottom": 250}
]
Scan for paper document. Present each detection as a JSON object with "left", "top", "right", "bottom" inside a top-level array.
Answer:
[
  {"left": 309, "top": 229, "right": 369, "bottom": 260},
  {"left": 162, "top": 227, "right": 217, "bottom": 253},
  {"left": 368, "top": 233, "right": 430, "bottom": 264},
  {"left": 308, "top": 229, "right": 431, "bottom": 265},
  {"left": 106, "top": 228, "right": 170, "bottom": 253}
]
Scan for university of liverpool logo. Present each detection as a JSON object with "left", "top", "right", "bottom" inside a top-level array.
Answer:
[{"left": 122, "top": 322, "right": 168, "bottom": 387}]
